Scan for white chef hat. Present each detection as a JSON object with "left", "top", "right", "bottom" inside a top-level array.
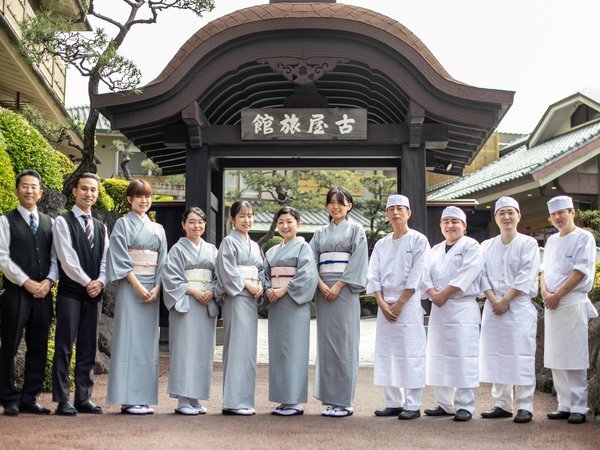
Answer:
[
  {"left": 441, "top": 206, "right": 466, "bottom": 223},
  {"left": 494, "top": 196, "right": 520, "bottom": 214},
  {"left": 547, "top": 196, "right": 574, "bottom": 214},
  {"left": 386, "top": 194, "right": 410, "bottom": 210}
]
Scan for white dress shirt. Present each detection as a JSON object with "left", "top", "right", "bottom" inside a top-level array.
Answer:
[
  {"left": 53, "top": 205, "right": 109, "bottom": 287},
  {"left": 0, "top": 205, "right": 58, "bottom": 286}
]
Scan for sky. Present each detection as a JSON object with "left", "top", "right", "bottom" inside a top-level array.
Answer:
[{"left": 65, "top": 0, "right": 600, "bottom": 133}]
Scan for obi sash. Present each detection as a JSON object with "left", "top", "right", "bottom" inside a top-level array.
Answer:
[
  {"left": 129, "top": 249, "right": 158, "bottom": 275},
  {"left": 271, "top": 266, "right": 297, "bottom": 289},
  {"left": 238, "top": 265, "right": 259, "bottom": 283},
  {"left": 185, "top": 268, "right": 212, "bottom": 291},
  {"left": 318, "top": 251, "right": 350, "bottom": 274}
]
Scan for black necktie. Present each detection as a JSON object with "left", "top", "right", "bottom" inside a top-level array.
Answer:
[{"left": 29, "top": 213, "right": 37, "bottom": 234}]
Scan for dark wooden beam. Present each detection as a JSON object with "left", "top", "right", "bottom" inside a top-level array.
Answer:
[
  {"left": 408, "top": 100, "right": 425, "bottom": 148},
  {"left": 401, "top": 143, "right": 426, "bottom": 234},
  {"left": 182, "top": 101, "right": 205, "bottom": 148}
]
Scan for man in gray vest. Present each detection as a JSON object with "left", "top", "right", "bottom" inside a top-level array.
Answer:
[
  {"left": 52, "top": 173, "right": 108, "bottom": 416},
  {"left": 0, "top": 169, "right": 57, "bottom": 416}
]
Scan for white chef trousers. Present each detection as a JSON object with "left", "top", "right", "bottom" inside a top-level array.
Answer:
[
  {"left": 491, "top": 383, "right": 535, "bottom": 413},
  {"left": 384, "top": 386, "right": 423, "bottom": 411},
  {"left": 551, "top": 369, "right": 589, "bottom": 414},
  {"left": 433, "top": 386, "right": 475, "bottom": 414}
]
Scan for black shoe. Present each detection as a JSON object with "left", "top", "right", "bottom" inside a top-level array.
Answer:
[
  {"left": 567, "top": 413, "right": 586, "bottom": 424},
  {"left": 3, "top": 402, "right": 19, "bottom": 416},
  {"left": 20, "top": 402, "right": 50, "bottom": 415},
  {"left": 398, "top": 409, "right": 421, "bottom": 420},
  {"left": 480, "top": 406, "right": 512, "bottom": 419},
  {"left": 75, "top": 400, "right": 103, "bottom": 414},
  {"left": 56, "top": 401, "right": 78, "bottom": 416},
  {"left": 547, "top": 410, "right": 570, "bottom": 420},
  {"left": 454, "top": 409, "right": 472, "bottom": 422},
  {"left": 514, "top": 409, "right": 533, "bottom": 423},
  {"left": 424, "top": 406, "right": 454, "bottom": 416},
  {"left": 374, "top": 407, "right": 403, "bottom": 417}
]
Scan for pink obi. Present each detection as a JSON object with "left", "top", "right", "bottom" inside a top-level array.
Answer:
[
  {"left": 129, "top": 249, "right": 158, "bottom": 275},
  {"left": 271, "top": 266, "right": 297, "bottom": 289}
]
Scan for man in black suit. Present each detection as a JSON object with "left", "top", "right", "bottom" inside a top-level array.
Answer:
[
  {"left": 52, "top": 173, "right": 108, "bottom": 416},
  {"left": 0, "top": 170, "right": 56, "bottom": 416}
]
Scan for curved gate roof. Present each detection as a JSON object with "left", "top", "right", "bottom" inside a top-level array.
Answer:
[{"left": 94, "top": 2, "right": 514, "bottom": 175}]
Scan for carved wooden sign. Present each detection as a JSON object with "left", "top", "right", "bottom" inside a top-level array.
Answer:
[{"left": 241, "top": 108, "right": 367, "bottom": 140}]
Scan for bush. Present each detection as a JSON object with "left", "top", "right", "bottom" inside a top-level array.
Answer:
[
  {"left": 0, "top": 108, "right": 64, "bottom": 191},
  {"left": 0, "top": 131, "right": 18, "bottom": 214},
  {"left": 261, "top": 236, "right": 283, "bottom": 254},
  {"left": 102, "top": 178, "right": 129, "bottom": 214}
]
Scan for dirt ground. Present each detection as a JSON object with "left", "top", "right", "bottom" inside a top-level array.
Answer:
[{"left": 1, "top": 359, "right": 599, "bottom": 449}]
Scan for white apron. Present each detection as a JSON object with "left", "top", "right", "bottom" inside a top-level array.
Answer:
[
  {"left": 374, "top": 292, "right": 425, "bottom": 388},
  {"left": 544, "top": 292, "right": 589, "bottom": 369},
  {"left": 480, "top": 294, "right": 537, "bottom": 384},
  {"left": 426, "top": 297, "right": 480, "bottom": 388}
]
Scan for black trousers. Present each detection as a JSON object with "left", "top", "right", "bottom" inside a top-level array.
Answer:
[
  {"left": 0, "top": 286, "right": 52, "bottom": 406},
  {"left": 52, "top": 294, "right": 99, "bottom": 405}
]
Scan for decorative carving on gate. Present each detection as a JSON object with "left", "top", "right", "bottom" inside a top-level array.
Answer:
[{"left": 257, "top": 57, "right": 348, "bottom": 85}]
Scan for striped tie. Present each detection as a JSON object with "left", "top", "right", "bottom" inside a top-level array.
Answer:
[
  {"left": 82, "top": 214, "right": 94, "bottom": 249},
  {"left": 29, "top": 213, "right": 37, "bottom": 234}
]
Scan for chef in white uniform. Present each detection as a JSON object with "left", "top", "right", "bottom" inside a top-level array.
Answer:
[
  {"left": 479, "top": 196, "right": 540, "bottom": 424},
  {"left": 367, "top": 195, "right": 429, "bottom": 420},
  {"left": 542, "top": 195, "right": 597, "bottom": 425},
  {"left": 423, "top": 206, "right": 483, "bottom": 422}
]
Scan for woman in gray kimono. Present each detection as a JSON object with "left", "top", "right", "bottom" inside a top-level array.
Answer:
[
  {"left": 264, "top": 207, "right": 318, "bottom": 416},
  {"left": 162, "top": 207, "right": 218, "bottom": 415},
  {"left": 216, "top": 201, "right": 264, "bottom": 416},
  {"left": 310, "top": 187, "right": 368, "bottom": 417},
  {"left": 106, "top": 180, "right": 167, "bottom": 415}
]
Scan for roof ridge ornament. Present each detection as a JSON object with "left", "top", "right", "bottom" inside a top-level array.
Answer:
[{"left": 257, "top": 57, "right": 348, "bottom": 85}]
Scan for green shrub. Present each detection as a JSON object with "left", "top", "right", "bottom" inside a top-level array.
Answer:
[
  {"left": 54, "top": 150, "right": 76, "bottom": 182},
  {"left": 262, "top": 236, "right": 283, "bottom": 254},
  {"left": 102, "top": 178, "right": 129, "bottom": 214},
  {"left": 0, "top": 131, "right": 18, "bottom": 214},
  {"left": 95, "top": 182, "right": 114, "bottom": 211},
  {"left": 0, "top": 108, "right": 64, "bottom": 191}
]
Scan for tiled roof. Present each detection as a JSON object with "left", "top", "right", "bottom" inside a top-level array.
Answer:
[
  {"left": 150, "top": 2, "right": 454, "bottom": 86},
  {"left": 252, "top": 207, "right": 371, "bottom": 232},
  {"left": 427, "top": 121, "right": 600, "bottom": 200},
  {"left": 67, "top": 105, "right": 113, "bottom": 132}
]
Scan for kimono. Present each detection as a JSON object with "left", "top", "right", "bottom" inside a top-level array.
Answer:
[
  {"left": 263, "top": 237, "right": 318, "bottom": 404},
  {"left": 106, "top": 212, "right": 167, "bottom": 405},
  {"left": 480, "top": 233, "right": 540, "bottom": 385},
  {"left": 215, "top": 229, "right": 264, "bottom": 410},
  {"left": 162, "top": 237, "right": 218, "bottom": 401},
  {"left": 423, "top": 235, "right": 483, "bottom": 388},
  {"left": 309, "top": 218, "right": 368, "bottom": 407},
  {"left": 367, "top": 230, "right": 429, "bottom": 390}
]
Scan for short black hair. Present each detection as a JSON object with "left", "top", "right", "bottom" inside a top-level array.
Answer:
[
  {"left": 75, "top": 172, "right": 100, "bottom": 187},
  {"left": 276, "top": 206, "right": 301, "bottom": 222},
  {"left": 182, "top": 206, "right": 207, "bottom": 222},
  {"left": 229, "top": 200, "right": 253, "bottom": 218},
  {"left": 15, "top": 169, "right": 43, "bottom": 189}
]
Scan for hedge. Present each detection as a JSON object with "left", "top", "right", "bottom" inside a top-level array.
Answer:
[
  {"left": 0, "top": 131, "right": 18, "bottom": 214},
  {"left": 0, "top": 108, "right": 64, "bottom": 191},
  {"left": 102, "top": 178, "right": 129, "bottom": 215}
]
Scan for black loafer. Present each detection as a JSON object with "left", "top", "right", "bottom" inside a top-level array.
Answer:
[
  {"left": 514, "top": 409, "right": 533, "bottom": 423},
  {"left": 480, "top": 406, "right": 512, "bottom": 419},
  {"left": 20, "top": 402, "right": 50, "bottom": 415},
  {"left": 454, "top": 409, "right": 472, "bottom": 422},
  {"left": 398, "top": 409, "right": 421, "bottom": 420},
  {"left": 374, "top": 407, "right": 403, "bottom": 417},
  {"left": 567, "top": 413, "right": 586, "bottom": 424},
  {"left": 56, "top": 401, "right": 78, "bottom": 416},
  {"left": 547, "top": 410, "right": 570, "bottom": 420},
  {"left": 75, "top": 400, "right": 103, "bottom": 414},
  {"left": 3, "top": 402, "right": 19, "bottom": 416},
  {"left": 424, "top": 406, "right": 454, "bottom": 416}
]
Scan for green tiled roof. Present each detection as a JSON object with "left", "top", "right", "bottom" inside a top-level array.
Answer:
[{"left": 427, "top": 120, "right": 600, "bottom": 200}]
